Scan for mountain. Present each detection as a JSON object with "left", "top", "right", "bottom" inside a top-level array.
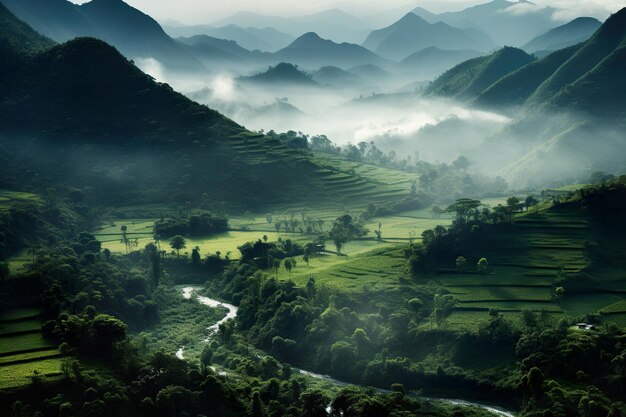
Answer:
[
  {"left": 275, "top": 32, "right": 386, "bottom": 69},
  {"left": 424, "top": 47, "right": 535, "bottom": 100},
  {"left": 177, "top": 35, "right": 272, "bottom": 67},
  {"left": 0, "top": 1, "right": 54, "bottom": 53},
  {"left": 412, "top": 0, "right": 562, "bottom": 47},
  {"left": 312, "top": 66, "right": 364, "bottom": 88},
  {"left": 474, "top": 45, "right": 579, "bottom": 111},
  {"left": 475, "top": 9, "right": 626, "bottom": 187},
  {"left": 211, "top": 9, "right": 372, "bottom": 44},
  {"left": 164, "top": 23, "right": 294, "bottom": 52},
  {"left": 0, "top": 33, "right": 399, "bottom": 208},
  {"left": 239, "top": 62, "right": 318, "bottom": 86},
  {"left": 522, "top": 17, "right": 602, "bottom": 54},
  {"left": 362, "top": 13, "right": 496, "bottom": 61},
  {"left": 1, "top": 0, "right": 204, "bottom": 72},
  {"left": 400, "top": 47, "right": 483, "bottom": 80}
]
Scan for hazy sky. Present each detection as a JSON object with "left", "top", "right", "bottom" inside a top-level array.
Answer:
[{"left": 71, "top": 0, "right": 623, "bottom": 24}]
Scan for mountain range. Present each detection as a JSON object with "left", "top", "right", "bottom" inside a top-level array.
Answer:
[
  {"left": 164, "top": 23, "right": 294, "bottom": 52},
  {"left": 411, "top": 0, "right": 563, "bottom": 47},
  {"left": 422, "top": 8, "right": 626, "bottom": 185},
  {"left": 424, "top": 47, "right": 535, "bottom": 101},
  {"left": 275, "top": 32, "right": 386, "bottom": 69},
  {"left": 1, "top": 0, "right": 204, "bottom": 72},
  {"left": 0, "top": 5, "right": 394, "bottom": 208},
  {"left": 362, "top": 13, "right": 496, "bottom": 61},
  {"left": 400, "top": 47, "right": 483, "bottom": 80},
  {"left": 522, "top": 17, "right": 602, "bottom": 55},
  {"left": 210, "top": 9, "right": 372, "bottom": 44}
]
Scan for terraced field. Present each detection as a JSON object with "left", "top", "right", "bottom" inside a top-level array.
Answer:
[
  {"left": 431, "top": 204, "right": 626, "bottom": 328},
  {"left": 0, "top": 309, "right": 63, "bottom": 389}
]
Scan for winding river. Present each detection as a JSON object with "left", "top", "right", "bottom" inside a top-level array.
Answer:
[{"left": 176, "top": 287, "right": 515, "bottom": 417}]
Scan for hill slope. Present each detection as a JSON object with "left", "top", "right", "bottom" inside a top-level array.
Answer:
[
  {"left": 412, "top": 0, "right": 561, "bottom": 47},
  {"left": 400, "top": 47, "right": 483, "bottom": 80},
  {"left": 210, "top": 9, "right": 371, "bottom": 44},
  {"left": 1, "top": 0, "right": 203, "bottom": 72},
  {"left": 275, "top": 32, "right": 385, "bottom": 69},
  {"left": 362, "top": 13, "right": 495, "bottom": 61},
  {"left": 424, "top": 47, "right": 535, "bottom": 100},
  {"left": 239, "top": 62, "right": 318, "bottom": 86},
  {"left": 0, "top": 34, "right": 412, "bottom": 208},
  {"left": 525, "top": 8, "right": 626, "bottom": 117},
  {"left": 474, "top": 45, "right": 580, "bottom": 111},
  {"left": 522, "top": 17, "right": 602, "bottom": 54},
  {"left": 164, "top": 23, "right": 294, "bottom": 52},
  {"left": 0, "top": 1, "right": 55, "bottom": 53}
]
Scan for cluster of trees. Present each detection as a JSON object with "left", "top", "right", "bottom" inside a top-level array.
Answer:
[
  {"left": 266, "top": 212, "right": 325, "bottom": 235},
  {"left": 154, "top": 211, "right": 228, "bottom": 238},
  {"left": 327, "top": 215, "right": 368, "bottom": 254}
]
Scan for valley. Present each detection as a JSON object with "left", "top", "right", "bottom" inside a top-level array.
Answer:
[{"left": 1, "top": 1, "right": 625, "bottom": 417}]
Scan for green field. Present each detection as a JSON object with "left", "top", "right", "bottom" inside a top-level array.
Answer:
[
  {"left": 0, "top": 320, "right": 41, "bottom": 335},
  {"left": 0, "top": 309, "right": 63, "bottom": 389},
  {"left": 0, "top": 358, "right": 64, "bottom": 389},
  {"left": 274, "top": 246, "right": 407, "bottom": 292}
]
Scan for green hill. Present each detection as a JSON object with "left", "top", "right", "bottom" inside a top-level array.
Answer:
[
  {"left": 474, "top": 45, "right": 579, "bottom": 111},
  {"left": 1, "top": 0, "right": 204, "bottom": 72},
  {"left": 0, "top": 1, "right": 54, "bottom": 53},
  {"left": 0, "top": 37, "right": 410, "bottom": 209},
  {"left": 240, "top": 62, "right": 318, "bottom": 86},
  {"left": 526, "top": 8, "right": 626, "bottom": 114},
  {"left": 424, "top": 47, "right": 535, "bottom": 100}
]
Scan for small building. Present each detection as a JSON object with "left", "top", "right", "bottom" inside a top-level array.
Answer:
[{"left": 576, "top": 323, "right": 595, "bottom": 330}]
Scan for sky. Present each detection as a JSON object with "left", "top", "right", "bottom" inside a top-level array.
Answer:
[{"left": 70, "top": 0, "right": 623, "bottom": 24}]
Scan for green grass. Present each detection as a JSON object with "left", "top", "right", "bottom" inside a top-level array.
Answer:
[
  {"left": 0, "top": 333, "right": 54, "bottom": 355},
  {"left": 0, "top": 320, "right": 41, "bottom": 335},
  {"left": 0, "top": 348, "right": 61, "bottom": 365},
  {"left": 0, "top": 358, "right": 64, "bottom": 389},
  {"left": 599, "top": 300, "right": 626, "bottom": 314},
  {"left": 275, "top": 247, "right": 407, "bottom": 292}
]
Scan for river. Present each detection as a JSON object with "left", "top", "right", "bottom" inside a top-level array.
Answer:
[{"left": 176, "top": 286, "right": 516, "bottom": 417}]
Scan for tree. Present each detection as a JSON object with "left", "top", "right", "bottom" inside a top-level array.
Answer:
[
  {"left": 477, "top": 257, "right": 489, "bottom": 274},
  {"left": 103, "top": 248, "right": 111, "bottom": 262},
  {"left": 191, "top": 247, "right": 201, "bottom": 266},
  {"left": 525, "top": 195, "right": 539, "bottom": 209},
  {"left": 455, "top": 256, "right": 467, "bottom": 272},
  {"left": 284, "top": 258, "right": 293, "bottom": 273},
  {"left": 374, "top": 222, "right": 382, "bottom": 243},
  {"left": 170, "top": 235, "right": 186, "bottom": 257},
  {"left": 445, "top": 199, "right": 482, "bottom": 223},
  {"left": 121, "top": 225, "right": 129, "bottom": 253},
  {"left": 431, "top": 205, "right": 442, "bottom": 219},
  {"left": 331, "top": 231, "right": 348, "bottom": 254},
  {"left": 145, "top": 243, "right": 161, "bottom": 287},
  {"left": 306, "top": 277, "right": 316, "bottom": 299},
  {"left": 250, "top": 391, "right": 265, "bottom": 417},
  {"left": 507, "top": 197, "right": 521, "bottom": 213},
  {"left": 266, "top": 214, "right": 273, "bottom": 225},
  {"left": 90, "top": 314, "right": 126, "bottom": 355},
  {"left": 300, "top": 390, "right": 329, "bottom": 417}
]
